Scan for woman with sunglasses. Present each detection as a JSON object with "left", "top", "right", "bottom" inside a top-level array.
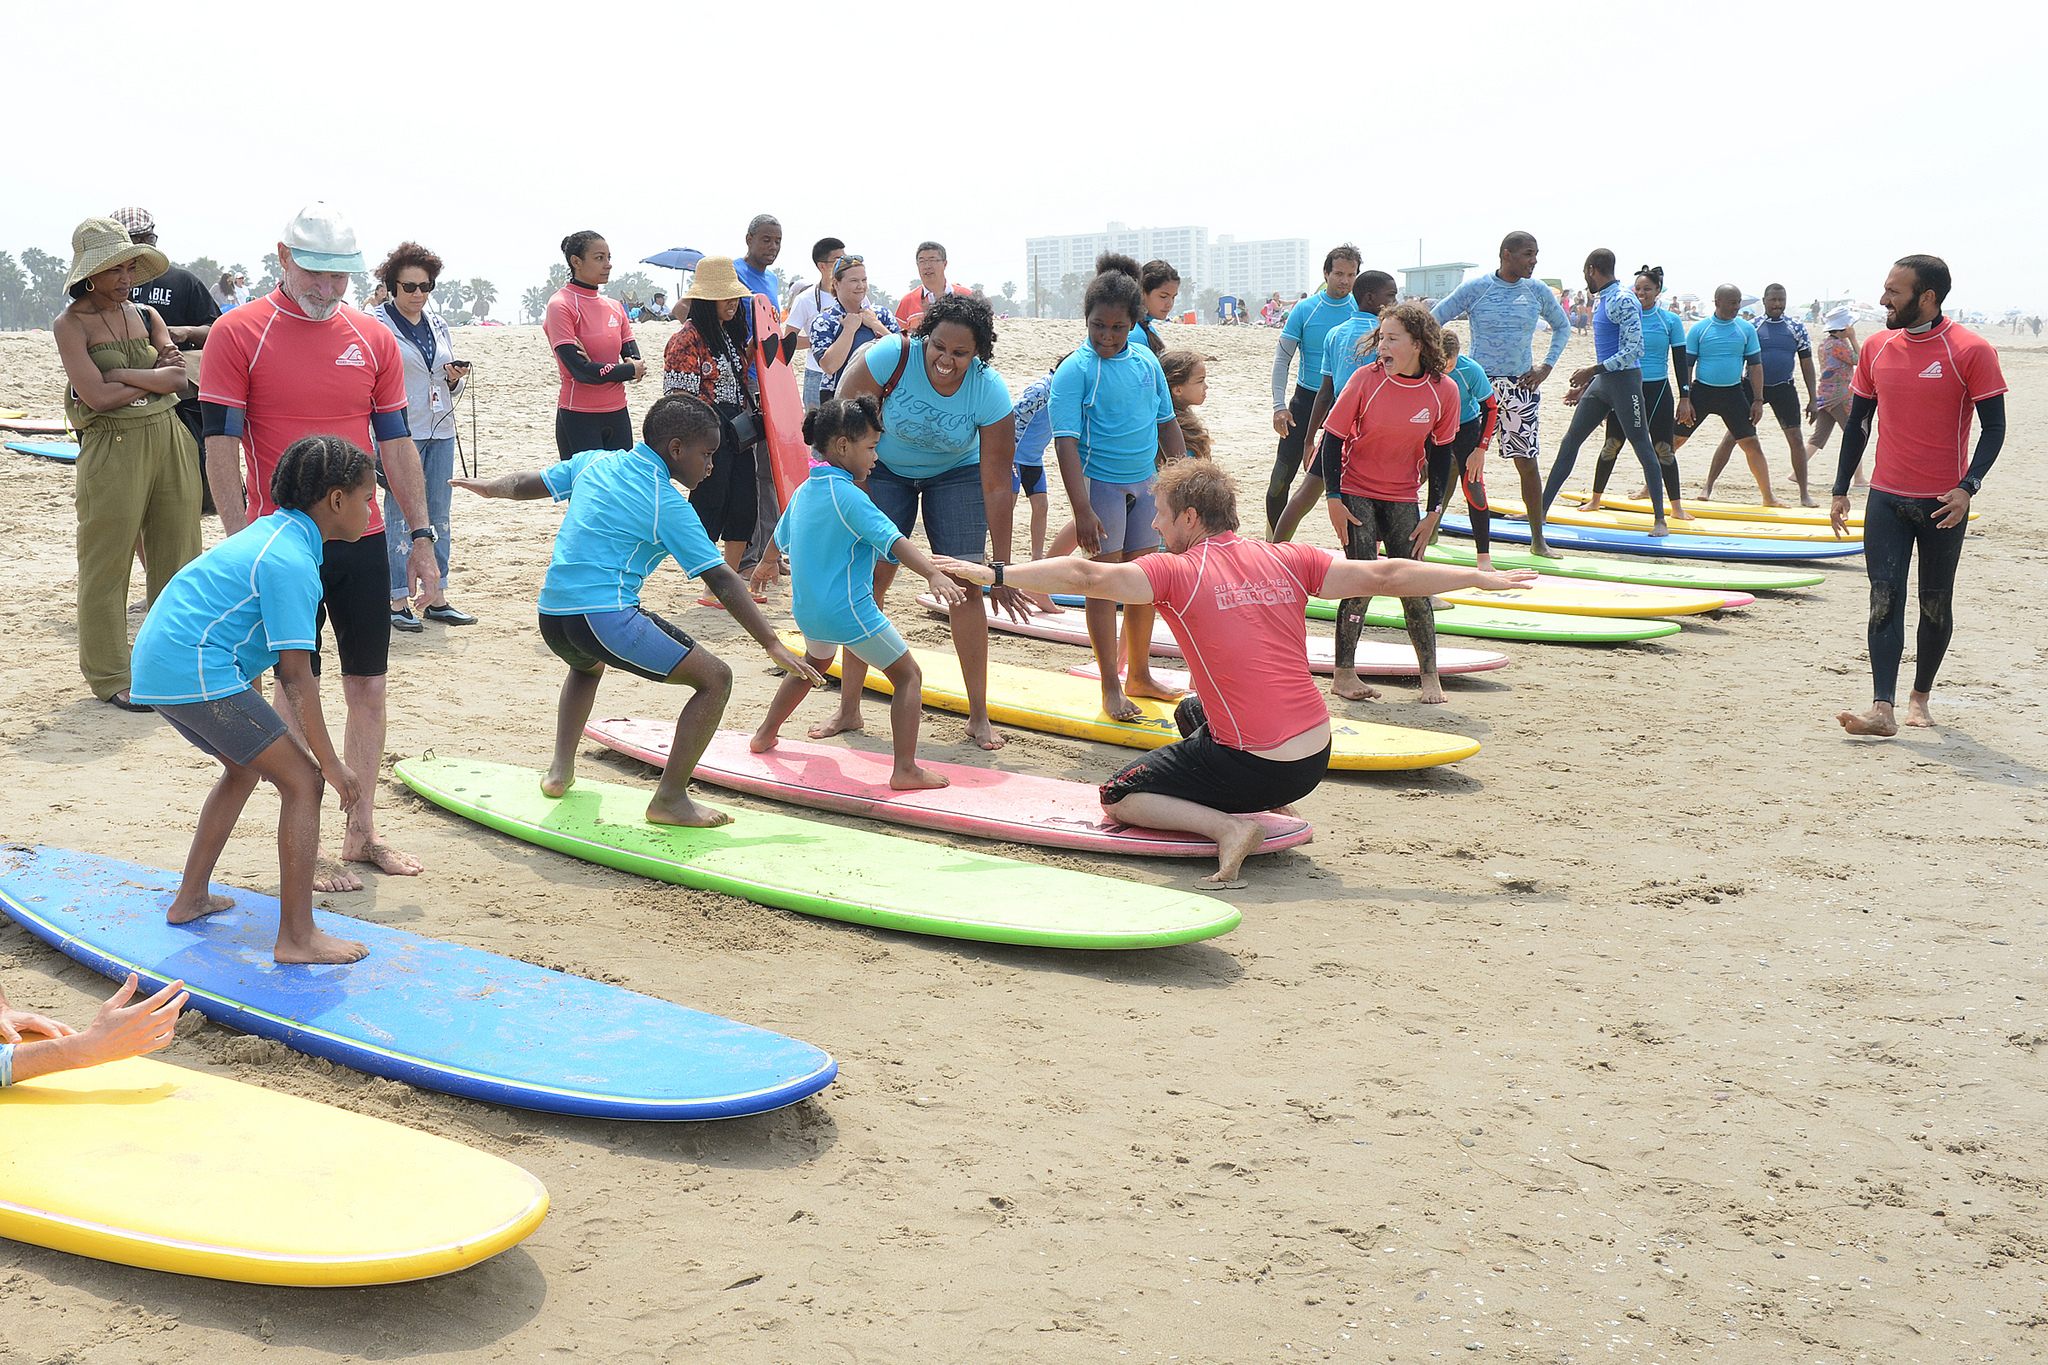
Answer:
[
  {"left": 806, "top": 254, "right": 900, "bottom": 402},
  {"left": 371, "top": 242, "right": 475, "bottom": 630}
]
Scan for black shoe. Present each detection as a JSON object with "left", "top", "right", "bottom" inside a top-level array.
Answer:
[
  {"left": 421, "top": 603, "right": 477, "bottom": 626},
  {"left": 105, "top": 691, "right": 153, "bottom": 713},
  {"left": 391, "top": 606, "right": 425, "bottom": 633}
]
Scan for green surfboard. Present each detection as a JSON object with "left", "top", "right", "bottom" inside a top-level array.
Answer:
[
  {"left": 397, "top": 757, "right": 1241, "bottom": 950},
  {"left": 1302, "top": 596, "right": 1678, "bottom": 643},
  {"left": 1422, "top": 543, "right": 1824, "bottom": 593}
]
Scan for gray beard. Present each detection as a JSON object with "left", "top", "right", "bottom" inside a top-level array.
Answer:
[{"left": 284, "top": 282, "right": 341, "bottom": 320}]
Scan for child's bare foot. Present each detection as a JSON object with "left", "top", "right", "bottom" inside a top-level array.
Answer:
[
  {"left": 1331, "top": 672, "right": 1379, "bottom": 702},
  {"left": 343, "top": 840, "right": 423, "bottom": 877},
  {"left": 890, "top": 765, "right": 950, "bottom": 791},
  {"left": 645, "top": 793, "right": 733, "bottom": 829},
  {"left": 167, "top": 892, "right": 235, "bottom": 926},
  {"left": 1576, "top": 495, "right": 1604, "bottom": 512},
  {"left": 312, "top": 857, "right": 364, "bottom": 893},
  {"left": 1099, "top": 683, "right": 1144, "bottom": 723},
  {"left": 1648, "top": 519, "right": 1670, "bottom": 538},
  {"left": 965, "top": 718, "right": 1005, "bottom": 751},
  {"left": 1125, "top": 672, "right": 1188, "bottom": 703},
  {"left": 1903, "top": 694, "right": 1935, "bottom": 728},
  {"left": 275, "top": 929, "right": 369, "bottom": 965},
  {"left": 1529, "top": 539, "right": 1562, "bottom": 559},
  {"left": 1418, "top": 678, "right": 1447, "bottom": 704},
  {"left": 1837, "top": 705, "right": 1898, "bottom": 737},
  {"left": 541, "top": 766, "right": 575, "bottom": 798},
  {"left": 808, "top": 708, "right": 864, "bottom": 740},
  {"left": 748, "top": 728, "right": 781, "bottom": 754}
]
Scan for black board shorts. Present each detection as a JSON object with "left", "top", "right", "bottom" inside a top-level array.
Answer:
[
  {"left": 313, "top": 532, "right": 390, "bottom": 678},
  {"left": 1677, "top": 381, "right": 1758, "bottom": 441},
  {"left": 1099, "top": 696, "right": 1328, "bottom": 814}
]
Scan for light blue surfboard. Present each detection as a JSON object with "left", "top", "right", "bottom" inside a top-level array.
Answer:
[
  {"left": 5, "top": 440, "right": 79, "bottom": 464},
  {"left": 0, "top": 846, "right": 836, "bottom": 1120},
  {"left": 1442, "top": 512, "right": 1861, "bottom": 562}
]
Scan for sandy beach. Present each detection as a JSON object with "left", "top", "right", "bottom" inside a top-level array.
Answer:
[{"left": 1, "top": 312, "right": 2044, "bottom": 1363}]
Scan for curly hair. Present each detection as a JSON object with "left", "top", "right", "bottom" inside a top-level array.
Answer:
[
  {"left": 1377, "top": 303, "right": 1448, "bottom": 378},
  {"left": 377, "top": 241, "right": 444, "bottom": 293},
  {"left": 803, "top": 395, "right": 884, "bottom": 455},
  {"left": 1083, "top": 269, "right": 1144, "bottom": 326},
  {"left": 1157, "top": 349, "right": 1210, "bottom": 462},
  {"left": 268, "top": 435, "right": 373, "bottom": 511},
  {"left": 913, "top": 291, "right": 997, "bottom": 363},
  {"left": 643, "top": 392, "right": 723, "bottom": 451},
  {"left": 1095, "top": 252, "right": 1141, "bottom": 281}
]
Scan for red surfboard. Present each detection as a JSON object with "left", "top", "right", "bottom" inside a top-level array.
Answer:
[{"left": 751, "top": 295, "right": 812, "bottom": 509}]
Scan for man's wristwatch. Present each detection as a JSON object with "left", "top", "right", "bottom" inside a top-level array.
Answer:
[
  {"left": 410, "top": 526, "right": 438, "bottom": 543},
  {"left": 991, "top": 561, "right": 1006, "bottom": 587},
  {"left": 1959, "top": 476, "right": 1983, "bottom": 496}
]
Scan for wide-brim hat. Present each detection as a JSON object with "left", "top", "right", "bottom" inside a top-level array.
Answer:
[
  {"left": 684, "top": 256, "right": 752, "bottom": 302},
  {"left": 65, "top": 217, "right": 168, "bottom": 292},
  {"left": 1822, "top": 307, "right": 1855, "bottom": 331}
]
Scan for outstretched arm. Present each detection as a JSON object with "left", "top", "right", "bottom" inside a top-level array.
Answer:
[
  {"left": 934, "top": 554, "right": 1157, "bottom": 605},
  {"left": 1322, "top": 558, "right": 1534, "bottom": 600},
  {"left": 700, "top": 566, "right": 826, "bottom": 685},
  {"left": 6, "top": 974, "right": 188, "bottom": 1083},
  {"left": 451, "top": 470, "right": 552, "bottom": 500}
]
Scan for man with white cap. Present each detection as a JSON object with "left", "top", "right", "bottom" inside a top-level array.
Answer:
[
  {"left": 199, "top": 203, "right": 436, "bottom": 891},
  {"left": 113, "top": 207, "right": 219, "bottom": 505}
]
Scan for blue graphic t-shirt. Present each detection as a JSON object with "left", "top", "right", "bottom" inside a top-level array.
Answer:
[{"left": 860, "top": 335, "right": 1014, "bottom": 479}]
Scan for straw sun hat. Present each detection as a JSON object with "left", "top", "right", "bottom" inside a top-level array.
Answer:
[
  {"left": 64, "top": 217, "right": 168, "bottom": 292},
  {"left": 683, "top": 256, "right": 752, "bottom": 302}
]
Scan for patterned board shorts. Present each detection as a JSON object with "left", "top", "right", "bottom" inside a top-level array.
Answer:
[{"left": 1491, "top": 378, "right": 1543, "bottom": 462}]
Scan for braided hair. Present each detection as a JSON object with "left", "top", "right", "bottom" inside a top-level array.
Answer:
[
  {"left": 643, "top": 392, "right": 723, "bottom": 451},
  {"left": 912, "top": 291, "right": 997, "bottom": 364},
  {"left": 269, "top": 435, "right": 373, "bottom": 511}
]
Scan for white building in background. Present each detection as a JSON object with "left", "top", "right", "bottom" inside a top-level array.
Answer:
[
  {"left": 1022, "top": 223, "right": 1315, "bottom": 314},
  {"left": 1024, "top": 223, "right": 1210, "bottom": 303},
  {"left": 1208, "top": 235, "right": 1312, "bottom": 303}
]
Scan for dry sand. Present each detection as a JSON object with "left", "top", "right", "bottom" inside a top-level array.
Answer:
[{"left": 0, "top": 312, "right": 2044, "bottom": 1364}]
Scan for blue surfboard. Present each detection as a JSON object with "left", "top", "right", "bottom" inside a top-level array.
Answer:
[
  {"left": 1440, "top": 512, "right": 1862, "bottom": 562},
  {"left": 5, "top": 440, "right": 79, "bottom": 463},
  {"left": 0, "top": 846, "right": 836, "bottom": 1120}
]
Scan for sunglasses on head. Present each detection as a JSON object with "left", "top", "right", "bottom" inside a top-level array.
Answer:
[
  {"left": 832, "top": 254, "right": 865, "bottom": 277},
  {"left": 398, "top": 281, "right": 435, "bottom": 294}
]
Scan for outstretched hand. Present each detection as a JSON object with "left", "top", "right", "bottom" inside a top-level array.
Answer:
[
  {"left": 927, "top": 572, "right": 968, "bottom": 608},
  {"left": 0, "top": 1002, "right": 73, "bottom": 1044},
  {"left": 932, "top": 556, "right": 992, "bottom": 585},
  {"left": 449, "top": 476, "right": 495, "bottom": 499},
  {"left": 1474, "top": 568, "right": 1539, "bottom": 591},
  {"left": 769, "top": 642, "right": 826, "bottom": 688},
  {"left": 75, "top": 974, "right": 188, "bottom": 1067}
]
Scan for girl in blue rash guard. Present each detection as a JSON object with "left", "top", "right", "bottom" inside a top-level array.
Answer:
[
  {"left": 751, "top": 396, "right": 969, "bottom": 789},
  {"left": 1583, "top": 265, "right": 1694, "bottom": 516}
]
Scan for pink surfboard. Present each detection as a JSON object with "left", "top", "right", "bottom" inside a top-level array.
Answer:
[
  {"left": 916, "top": 595, "right": 1510, "bottom": 678},
  {"left": 584, "top": 722, "right": 1315, "bottom": 859}
]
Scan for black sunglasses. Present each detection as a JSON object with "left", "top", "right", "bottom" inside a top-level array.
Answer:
[{"left": 398, "top": 281, "right": 435, "bottom": 294}]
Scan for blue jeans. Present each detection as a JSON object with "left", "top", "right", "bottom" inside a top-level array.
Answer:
[
  {"left": 383, "top": 436, "right": 455, "bottom": 597},
  {"left": 864, "top": 459, "right": 988, "bottom": 560}
]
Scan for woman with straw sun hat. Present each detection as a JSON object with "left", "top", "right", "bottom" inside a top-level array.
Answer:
[
  {"left": 52, "top": 217, "right": 202, "bottom": 712},
  {"left": 661, "top": 256, "right": 765, "bottom": 587}
]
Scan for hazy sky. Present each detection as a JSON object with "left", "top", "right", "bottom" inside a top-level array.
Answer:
[{"left": 5, "top": 1, "right": 2039, "bottom": 316}]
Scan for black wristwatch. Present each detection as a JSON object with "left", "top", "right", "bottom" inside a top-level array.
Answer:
[
  {"left": 1959, "top": 476, "right": 1983, "bottom": 496},
  {"left": 991, "top": 561, "right": 1006, "bottom": 587},
  {"left": 410, "top": 526, "right": 438, "bottom": 543}
]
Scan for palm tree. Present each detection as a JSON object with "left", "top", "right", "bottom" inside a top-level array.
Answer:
[
  {"left": 521, "top": 284, "right": 550, "bottom": 323},
  {"left": 468, "top": 277, "right": 497, "bottom": 320}
]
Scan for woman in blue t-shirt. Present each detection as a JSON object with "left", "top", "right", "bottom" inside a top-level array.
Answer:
[{"left": 828, "top": 293, "right": 1022, "bottom": 751}]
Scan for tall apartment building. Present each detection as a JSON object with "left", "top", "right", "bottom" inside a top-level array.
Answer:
[
  {"left": 1208, "top": 235, "right": 1313, "bottom": 302},
  {"left": 1024, "top": 222, "right": 1210, "bottom": 301}
]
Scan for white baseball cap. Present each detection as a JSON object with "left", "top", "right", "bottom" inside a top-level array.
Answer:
[{"left": 282, "top": 201, "right": 365, "bottom": 273}]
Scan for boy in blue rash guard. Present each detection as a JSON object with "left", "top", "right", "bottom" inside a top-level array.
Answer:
[
  {"left": 750, "top": 397, "right": 968, "bottom": 789},
  {"left": 1280, "top": 269, "right": 1400, "bottom": 543},
  {"left": 130, "top": 435, "right": 376, "bottom": 966},
  {"left": 1540, "top": 249, "right": 1669, "bottom": 533},
  {"left": 454, "top": 394, "right": 824, "bottom": 827},
  {"left": 1264, "top": 245, "right": 1361, "bottom": 535},
  {"left": 1702, "top": 283, "right": 1819, "bottom": 505},
  {"left": 1583, "top": 265, "right": 1693, "bottom": 517},
  {"left": 1051, "top": 269, "right": 1188, "bottom": 723},
  {"left": 1432, "top": 231, "right": 1572, "bottom": 556},
  {"left": 1011, "top": 366, "right": 1056, "bottom": 560},
  {"left": 1674, "top": 284, "right": 1773, "bottom": 505}
]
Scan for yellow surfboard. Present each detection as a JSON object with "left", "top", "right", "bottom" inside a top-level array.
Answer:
[
  {"left": 1555, "top": 489, "right": 1979, "bottom": 528},
  {"left": 1437, "top": 579, "right": 1727, "bottom": 618},
  {"left": 0, "top": 1055, "right": 548, "bottom": 1285},
  {"left": 1491, "top": 494, "right": 1862, "bottom": 543},
  {"left": 798, "top": 637, "right": 1480, "bottom": 771}
]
